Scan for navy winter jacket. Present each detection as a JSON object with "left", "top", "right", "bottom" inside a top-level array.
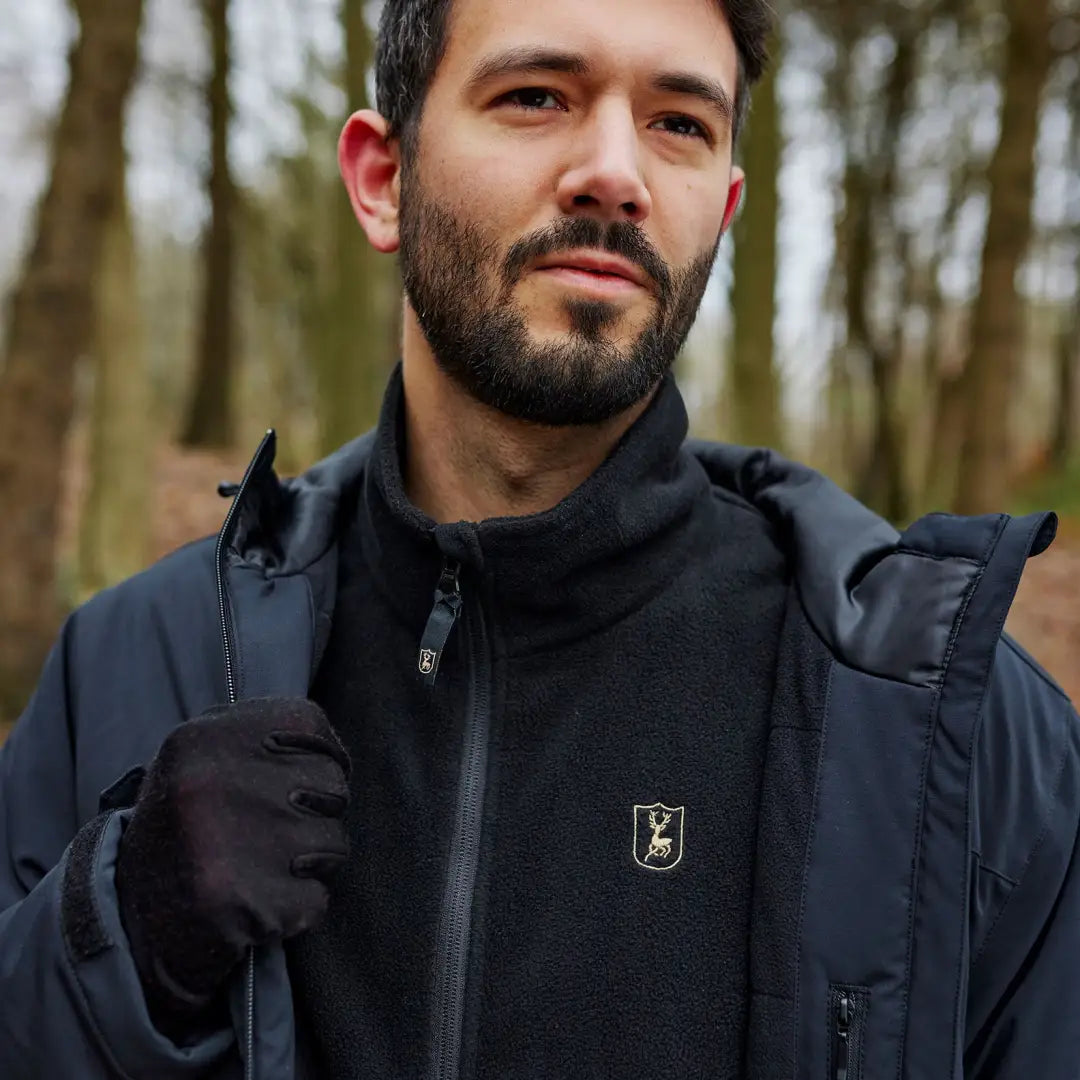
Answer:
[{"left": 0, "top": 373, "right": 1077, "bottom": 1079}]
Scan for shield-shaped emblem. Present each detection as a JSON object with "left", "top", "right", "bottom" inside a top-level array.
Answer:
[
  {"left": 633, "top": 803, "right": 685, "bottom": 871},
  {"left": 419, "top": 649, "right": 437, "bottom": 675}
]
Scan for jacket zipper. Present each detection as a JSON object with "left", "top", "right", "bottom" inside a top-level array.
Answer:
[
  {"left": 828, "top": 985, "right": 868, "bottom": 1080},
  {"left": 423, "top": 560, "right": 491, "bottom": 1080},
  {"left": 215, "top": 431, "right": 274, "bottom": 1080}
]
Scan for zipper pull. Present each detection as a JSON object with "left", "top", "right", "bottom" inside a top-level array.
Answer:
[
  {"left": 418, "top": 559, "right": 463, "bottom": 687},
  {"left": 834, "top": 993, "right": 850, "bottom": 1080}
]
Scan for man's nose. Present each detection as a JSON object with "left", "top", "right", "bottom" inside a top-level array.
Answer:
[{"left": 555, "top": 101, "right": 652, "bottom": 225}]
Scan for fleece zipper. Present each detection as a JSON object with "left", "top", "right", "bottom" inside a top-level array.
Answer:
[
  {"left": 421, "top": 560, "right": 492, "bottom": 1080},
  {"left": 215, "top": 430, "right": 274, "bottom": 1080}
]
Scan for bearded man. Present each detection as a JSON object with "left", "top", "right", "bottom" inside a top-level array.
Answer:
[{"left": 1, "top": 0, "right": 1077, "bottom": 1078}]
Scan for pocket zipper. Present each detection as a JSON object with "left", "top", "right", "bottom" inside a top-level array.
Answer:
[{"left": 829, "top": 984, "right": 868, "bottom": 1080}]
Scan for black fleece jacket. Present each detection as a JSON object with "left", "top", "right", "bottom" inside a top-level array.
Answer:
[{"left": 290, "top": 368, "right": 793, "bottom": 1079}]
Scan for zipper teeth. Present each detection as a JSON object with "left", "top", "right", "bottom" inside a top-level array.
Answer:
[
  {"left": 246, "top": 954, "right": 256, "bottom": 1075},
  {"left": 214, "top": 431, "right": 273, "bottom": 1080},
  {"left": 214, "top": 532, "right": 237, "bottom": 703},
  {"left": 436, "top": 717, "right": 486, "bottom": 1067},
  {"left": 430, "top": 599, "right": 491, "bottom": 1080},
  {"left": 214, "top": 432, "right": 271, "bottom": 701}
]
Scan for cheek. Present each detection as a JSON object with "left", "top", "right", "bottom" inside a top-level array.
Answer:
[
  {"left": 657, "top": 179, "right": 728, "bottom": 264},
  {"left": 420, "top": 117, "right": 557, "bottom": 238}
]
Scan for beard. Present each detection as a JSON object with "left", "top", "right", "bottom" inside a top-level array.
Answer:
[{"left": 397, "top": 165, "right": 720, "bottom": 427}]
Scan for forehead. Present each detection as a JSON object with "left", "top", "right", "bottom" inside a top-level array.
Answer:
[{"left": 438, "top": 0, "right": 739, "bottom": 98}]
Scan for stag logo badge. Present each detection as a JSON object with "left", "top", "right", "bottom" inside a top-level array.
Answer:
[
  {"left": 633, "top": 803, "right": 685, "bottom": 871},
  {"left": 418, "top": 649, "right": 437, "bottom": 675}
]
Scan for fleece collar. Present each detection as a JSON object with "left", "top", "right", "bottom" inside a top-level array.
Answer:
[
  {"left": 222, "top": 367, "right": 1056, "bottom": 685},
  {"left": 353, "top": 363, "right": 714, "bottom": 654}
]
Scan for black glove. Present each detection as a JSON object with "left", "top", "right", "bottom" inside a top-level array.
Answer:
[{"left": 115, "top": 697, "right": 351, "bottom": 1034}]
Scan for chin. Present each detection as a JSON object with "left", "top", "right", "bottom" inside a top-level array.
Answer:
[{"left": 529, "top": 302, "right": 640, "bottom": 343}]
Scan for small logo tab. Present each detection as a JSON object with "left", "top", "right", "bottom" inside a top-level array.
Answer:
[
  {"left": 419, "top": 649, "right": 437, "bottom": 675},
  {"left": 633, "top": 803, "right": 685, "bottom": 871}
]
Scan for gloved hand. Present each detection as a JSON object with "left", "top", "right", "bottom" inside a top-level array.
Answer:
[{"left": 115, "top": 697, "right": 351, "bottom": 1034}]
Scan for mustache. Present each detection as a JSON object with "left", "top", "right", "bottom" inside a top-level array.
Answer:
[{"left": 502, "top": 218, "right": 673, "bottom": 299}]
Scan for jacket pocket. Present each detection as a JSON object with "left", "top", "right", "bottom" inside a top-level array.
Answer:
[{"left": 827, "top": 984, "right": 869, "bottom": 1080}]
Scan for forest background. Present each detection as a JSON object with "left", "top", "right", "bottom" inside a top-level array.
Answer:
[{"left": 0, "top": 0, "right": 1078, "bottom": 731}]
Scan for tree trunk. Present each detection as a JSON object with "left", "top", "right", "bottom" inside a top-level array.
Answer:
[
  {"left": 923, "top": 361, "right": 968, "bottom": 511},
  {"left": 181, "top": 0, "right": 236, "bottom": 448},
  {"left": 0, "top": 0, "right": 144, "bottom": 722},
  {"left": 728, "top": 40, "right": 782, "bottom": 449},
  {"left": 844, "top": 158, "right": 907, "bottom": 521},
  {"left": 918, "top": 168, "right": 979, "bottom": 514},
  {"left": 1051, "top": 300, "right": 1080, "bottom": 470},
  {"left": 953, "top": 0, "right": 1052, "bottom": 514},
  {"left": 316, "top": 0, "right": 394, "bottom": 454},
  {"left": 853, "top": 27, "right": 918, "bottom": 523},
  {"left": 78, "top": 158, "right": 152, "bottom": 600},
  {"left": 1050, "top": 122, "right": 1080, "bottom": 471}
]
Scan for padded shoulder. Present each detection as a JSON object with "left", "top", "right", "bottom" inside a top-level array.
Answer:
[{"left": 686, "top": 441, "right": 1057, "bottom": 689}]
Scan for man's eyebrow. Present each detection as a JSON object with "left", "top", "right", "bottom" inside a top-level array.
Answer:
[
  {"left": 465, "top": 47, "right": 591, "bottom": 90},
  {"left": 653, "top": 71, "right": 735, "bottom": 127},
  {"left": 464, "top": 48, "right": 735, "bottom": 127}
]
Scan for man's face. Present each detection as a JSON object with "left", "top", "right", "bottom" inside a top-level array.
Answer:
[{"left": 397, "top": 0, "right": 742, "bottom": 426}]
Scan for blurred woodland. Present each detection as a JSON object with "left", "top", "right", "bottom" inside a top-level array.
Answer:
[{"left": 0, "top": 0, "right": 1078, "bottom": 726}]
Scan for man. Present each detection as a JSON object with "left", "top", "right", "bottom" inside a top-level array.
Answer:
[{"left": 0, "top": 0, "right": 1077, "bottom": 1076}]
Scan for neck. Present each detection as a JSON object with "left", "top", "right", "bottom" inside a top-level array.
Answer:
[{"left": 400, "top": 308, "right": 655, "bottom": 524}]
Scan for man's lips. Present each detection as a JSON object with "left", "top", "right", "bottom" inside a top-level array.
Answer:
[{"left": 531, "top": 250, "right": 651, "bottom": 293}]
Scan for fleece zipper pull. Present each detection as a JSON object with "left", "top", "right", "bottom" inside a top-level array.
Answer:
[{"left": 418, "top": 558, "right": 463, "bottom": 687}]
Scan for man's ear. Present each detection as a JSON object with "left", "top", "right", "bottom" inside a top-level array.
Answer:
[
  {"left": 339, "top": 109, "right": 400, "bottom": 254},
  {"left": 721, "top": 166, "right": 745, "bottom": 234}
]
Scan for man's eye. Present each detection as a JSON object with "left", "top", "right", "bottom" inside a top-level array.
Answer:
[
  {"left": 499, "top": 88, "right": 563, "bottom": 111},
  {"left": 654, "top": 115, "right": 709, "bottom": 141}
]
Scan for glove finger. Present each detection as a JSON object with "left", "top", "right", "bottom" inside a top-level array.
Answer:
[
  {"left": 264, "top": 730, "right": 351, "bottom": 776},
  {"left": 288, "top": 811, "right": 349, "bottom": 860},
  {"left": 291, "top": 850, "right": 349, "bottom": 882},
  {"left": 289, "top": 788, "right": 348, "bottom": 819}
]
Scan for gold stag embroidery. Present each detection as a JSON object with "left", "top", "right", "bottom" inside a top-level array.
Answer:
[
  {"left": 645, "top": 810, "right": 673, "bottom": 863},
  {"left": 633, "top": 803, "right": 685, "bottom": 871}
]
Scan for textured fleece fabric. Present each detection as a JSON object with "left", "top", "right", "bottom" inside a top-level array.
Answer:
[{"left": 291, "top": 369, "right": 792, "bottom": 1078}]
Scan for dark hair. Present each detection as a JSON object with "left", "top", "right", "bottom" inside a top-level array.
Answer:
[{"left": 375, "top": 0, "right": 773, "bottom": 154}]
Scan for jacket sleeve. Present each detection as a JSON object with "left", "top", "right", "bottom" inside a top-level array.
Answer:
[
  {"left": 0, "top": 617, "right": 236, "bottom": 1079},
  {"left": 964, "top": 636, "right": 1080, "bottom": 1078}
]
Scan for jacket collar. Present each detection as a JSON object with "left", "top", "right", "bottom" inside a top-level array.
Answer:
[{"left": 221, "top": 372, "right": 1057, "bottom": 686}]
